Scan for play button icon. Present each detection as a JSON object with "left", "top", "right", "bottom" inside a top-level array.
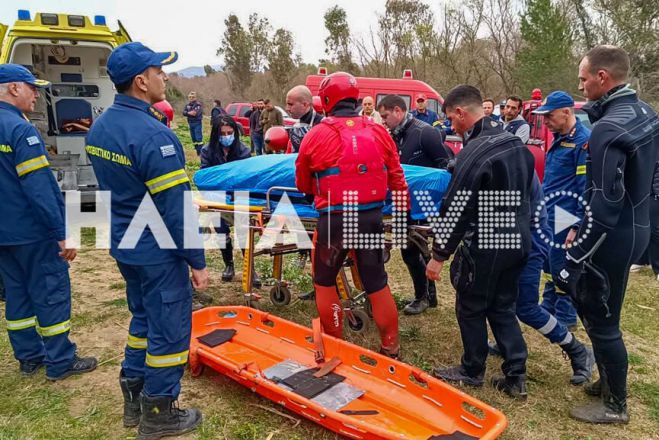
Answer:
[
  {"left": 533, "top": 190, "right": 593, "bottom": 250},
  {"left": 554, "top": 205, "right": 581, "bottom": 235}
]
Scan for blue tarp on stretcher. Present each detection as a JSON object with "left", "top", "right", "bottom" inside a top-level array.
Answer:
[{"left": 193, "top": 154, "right": 451, "bottom": 220}]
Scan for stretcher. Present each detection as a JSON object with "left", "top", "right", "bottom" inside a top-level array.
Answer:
[{"left": 189, "top": 306, "right": 508, "bottom": 439}]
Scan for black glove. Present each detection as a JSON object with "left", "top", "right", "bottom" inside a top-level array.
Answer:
[{"left": 553, "top": 258, "right": 584, "bottom": 299}]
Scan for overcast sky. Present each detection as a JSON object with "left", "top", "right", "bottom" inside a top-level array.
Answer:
[{"left": 2, "top": 0, "right": 445, "bottom": 70}]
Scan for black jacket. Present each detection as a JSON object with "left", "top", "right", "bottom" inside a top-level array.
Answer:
[
  {"left": 392, "top": 116, "right": 451, "bottom": 169},
  {"left": 200, "top": 139, "right": 251, "bottom": 169},
  {"left": 568, "top": 85, "right": 659, "bottom": 262},
  {"left": 432, "top": 116, "right": 535, "bottom": 261}
]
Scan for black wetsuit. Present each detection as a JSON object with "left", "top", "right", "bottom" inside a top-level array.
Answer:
[
  {"left": 432, "top": 116, "right": 535, "bottom": 379},
  {"left": 567, "top": 85, "right": 659, "bottom": 408}
]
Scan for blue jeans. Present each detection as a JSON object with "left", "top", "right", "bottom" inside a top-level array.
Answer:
[
  {"left": 251, "top": 132, "right": 264, "bottom": 155},
  {"left": 117, "top": 259, "right": 192, "bottom": 398}
]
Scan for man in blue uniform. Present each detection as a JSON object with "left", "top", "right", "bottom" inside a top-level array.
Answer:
[
  {"left": 411, "top": 94, "right": 440, "bottom": 128},
  {"left": 557, "top": 45, "right": 659, "bottom": 423},
  {"left": 0, "top": 64, "right": 97, "bottom": 380},
  {"left": 533, "top": 91, "right": 590, "bottom": 330},
  {"left": 86, "top": 43, "right": 209, "bottom": 438},
  {"left": 183, "top": 91, "right": 204, "bottom": 155}
]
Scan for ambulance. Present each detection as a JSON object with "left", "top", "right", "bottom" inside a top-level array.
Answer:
[{"left": 1, "top": 10, "right": 131, "bottom": 203}]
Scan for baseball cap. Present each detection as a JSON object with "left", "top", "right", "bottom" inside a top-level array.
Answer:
[
  {"left": 416, "top": 93, "right": 427, "bottom": 102},
  {"left": 0, "top": 64, "right": 50, "bottom": 88},
  {"left": 532, "top": 91, "right": 575, "bottom": 115},
  {"left": 107, "top": 42, "right": 178, "bottom": 85}
]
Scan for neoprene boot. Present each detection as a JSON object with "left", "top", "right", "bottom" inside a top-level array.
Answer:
[
  {"left": 120, "top": 372, "right": 144, "bottom": 427},
  {"left": 570, "top": 395, "right": 629, "bottom": 424},
  {"left": 314, "top": 284, "right": 343, "bottom": 339},
  {"left": 561, "top": 337, "right": 595, "bottom": 385},
  {"left": 137, "top": 394, "right": 202, "bottom": 440},
  {"left": 369, "top": 286, "right": 399, "bottom": 357},
  {"left": 427, "top": 281, "right": 438, "bottom": 308}
]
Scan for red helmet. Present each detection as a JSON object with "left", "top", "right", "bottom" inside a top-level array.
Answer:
[
  {"left": 153, "top": 100, "right": 174, "bottom": 127},
  {"left": 531, "top": 88, "right": 542, "bottom": 100},
  {"left": 264, "top": 126, "right": 289, "bottom": 152},
  {"left": 318, "top": 72, "right": 359, "bottom": 113}
]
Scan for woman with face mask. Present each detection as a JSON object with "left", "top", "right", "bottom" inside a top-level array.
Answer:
[{"left": 200, "top": 116, "right": 259, "bottom": 287}]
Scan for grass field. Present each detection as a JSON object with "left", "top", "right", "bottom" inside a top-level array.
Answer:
[{"left": 0, "top": 119, "right": 657, "bottom": 440}]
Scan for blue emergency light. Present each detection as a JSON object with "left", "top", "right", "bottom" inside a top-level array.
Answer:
[
  {"left": 94, "top": 15, "right": 106, "bottom": 26},
  {"left": 18, "top": 10, "right": 31, "bottom": 21}
]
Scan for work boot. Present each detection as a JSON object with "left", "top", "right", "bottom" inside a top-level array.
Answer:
[
  {"left": 403, "top": 298, "right": 428, "bottom": 315},
  {"left": 252, "top": 271, "right": 262, "bottom": 289},
  {"left": 569, "top": 397, "right": 629, "bottom": 424},
  {"left": 120, "top": 373, "right": 144, "bottom": 427},
  {"left": 137, "top": 394, "right": 202, "bottom": 440},
  {"left": 488, "top": 340, "right": 502, "bottom": 357},
  {"left": 297, "top": 289, "right": 315, "bottom": 301},
  {"left": 562, "top": 338, "right": 595, "bottom": 385},
  {"left": 19, "top": 359, "right": 44, "bottom": 376},
  {"left": 584, "top": 378, "right": 603, "bottom": 397},
  {"left": 432, "top": 365, "right": 484, "bottom": 387},
  {"left": 491, "top": 374, "right": 528, "bottom": 400},
  {"left": 46, "top": 354, "right": 97, "bottom": 381},
  {"left": 221, "top": 263, "right": 235, "bottom": 282},
  {"left": 369, "top": 286, "right": 400, "bottom": 355}
]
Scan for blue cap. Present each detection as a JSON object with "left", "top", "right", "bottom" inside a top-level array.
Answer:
[
  {"left": 532, "top": 91, "right": 575, "bottom": 115},
  {"left": 107, "top": 42, "right": 178, "bottom": 85},
  {"left": 0, "top": 64, "right": 50, "bottom": 88}
]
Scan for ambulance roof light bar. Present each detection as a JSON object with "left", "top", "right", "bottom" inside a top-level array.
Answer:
[
  {"left": 94, "top": 15, "right": 107, "bottom": 26},
  {"left": 18, "top": 10, "right": 31, "bottom": 21}
]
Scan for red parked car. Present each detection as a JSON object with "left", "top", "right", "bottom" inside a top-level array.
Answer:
[{"left": 225, "top": 102, "right": 296, "bottom": 136}]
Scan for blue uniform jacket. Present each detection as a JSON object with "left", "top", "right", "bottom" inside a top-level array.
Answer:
[
  {"left": 86, "top": 94, "right": 205, "bottom": 269},
  {"left": 0, "top": 102, "right": 65, "bottom": 245},
  {"left": 183, "top": 100, "right": 203, "bottom": 124},
  {"left": 411, "top": 109, "right": 439, "bottom": 127},
  {"left": 542, "top": 119, "right": 590, "bottom": 228}
]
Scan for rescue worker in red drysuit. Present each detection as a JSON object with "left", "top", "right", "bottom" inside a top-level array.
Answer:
[{"left": 295, "top": 72, "right": 408, "bottom": 358}]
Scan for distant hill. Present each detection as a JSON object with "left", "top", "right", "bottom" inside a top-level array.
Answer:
[{"left": 174, "top": 65, "right": 223, "bottom": 78}]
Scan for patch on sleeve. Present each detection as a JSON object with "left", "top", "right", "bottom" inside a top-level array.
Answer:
[
  {"left": 26, "top": 136, "right": 40, "bottom": 146},
  {"left": 159, "top": 144, "right": 177, "bottom": 158}
]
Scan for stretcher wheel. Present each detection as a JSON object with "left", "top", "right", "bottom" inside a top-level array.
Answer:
[
  {"left": 346, "top": 309, "right": 370, "bottom": 334},
  {"left": 269, "top": 285, "right": 291, "bottom": 306}
]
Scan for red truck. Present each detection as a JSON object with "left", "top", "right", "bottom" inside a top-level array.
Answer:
[{"left": 225, "top": 102, "right": 296, "bottom": 136}]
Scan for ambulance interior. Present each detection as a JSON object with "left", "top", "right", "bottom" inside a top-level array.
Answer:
[{"left": 9, "top": 39, "right": 115, "bottom": 191}]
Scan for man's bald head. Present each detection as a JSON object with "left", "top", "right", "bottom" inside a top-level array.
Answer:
[{"left": 286, "top": 85, "right": 313, "bottom": 119}]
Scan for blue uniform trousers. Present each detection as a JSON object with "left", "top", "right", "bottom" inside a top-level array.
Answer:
[
  {"left": 516, "top": 246, "right": 571, "bottom": 344},
  {"left": 189, "top": 122, "right": 203, "bottom": 154},
  {"left": 0, "top": 240, "right": 76, "bottom": 376},
  {"left": 117, "top": 259, "right": 192, "bottom": 398},
  {"left": 540, "top": 229, "right": 578, "bottom": 327}
]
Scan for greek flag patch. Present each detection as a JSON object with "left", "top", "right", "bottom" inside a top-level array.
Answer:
[
  {"left": 26, "top": 136, "right": 40, "bottom": 146},
  {"left": 159, "top": 144, "right": 176, "bottom": 158}
]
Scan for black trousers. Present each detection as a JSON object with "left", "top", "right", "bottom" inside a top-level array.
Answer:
[
  {"left": 456, "top": 247, "right": 528, "bottom": 378},
  {"left": 313, "top": 209, "right": 387, "bottom": 293},
  {"left": 577, "top": 223, "right": 649, "bottom": 404}
]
